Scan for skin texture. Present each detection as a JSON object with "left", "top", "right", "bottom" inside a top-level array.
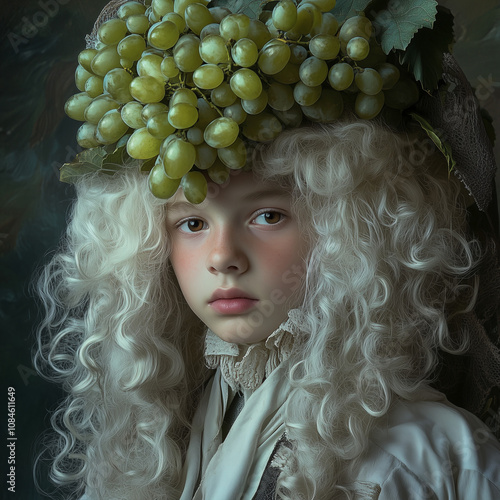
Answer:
[{"left": 166, "top": 171, "right": 309, "bottom": 344}]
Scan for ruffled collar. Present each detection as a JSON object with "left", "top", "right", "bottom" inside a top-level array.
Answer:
[{"left": 204, "top": 309, "right": 303, "bottom": 393}]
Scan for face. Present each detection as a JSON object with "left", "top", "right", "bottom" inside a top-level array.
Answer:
[{"left": 166, "top": 171, "right": 309, "bottom": 344}]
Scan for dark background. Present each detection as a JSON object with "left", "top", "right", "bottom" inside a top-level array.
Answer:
[{"left": 1, "top": 0, "right": 499, "bottom": 498}]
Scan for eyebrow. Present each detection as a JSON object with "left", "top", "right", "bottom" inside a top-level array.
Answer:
[{"left": 242, "top": 188, "right": 291, "bottom": 201}]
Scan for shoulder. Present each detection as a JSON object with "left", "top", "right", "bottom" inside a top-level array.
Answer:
[{"left": 353, "top": 386, "right": 500, "bottom": 499}]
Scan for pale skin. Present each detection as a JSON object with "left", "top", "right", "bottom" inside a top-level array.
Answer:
[{"left": 166, "top": 171, "right": 309, "bottom": 344}]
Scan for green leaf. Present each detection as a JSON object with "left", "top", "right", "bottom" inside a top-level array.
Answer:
[
  {"left": 209, "top": 0, "right": 267, "bottom": 18},
  {"left": 332, "top": 0, "right": 373, "bottom": 22},
  {"left": 370, "top": 0, "right": 437, "bottom": 53},
  {"left": 399, "top": 7, "right": 454, "bottom": 91},
  {"left": 410, "top": 112, "right": 456, "bottom": 173}
]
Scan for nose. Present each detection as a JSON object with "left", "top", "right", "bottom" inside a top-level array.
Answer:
[{"left": 206, "top": 226, "right": 249, "bottom": 275}]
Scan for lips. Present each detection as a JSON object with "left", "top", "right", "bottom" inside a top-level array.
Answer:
[{"left": 208, "top": 288, "right": 258, "bottom": 314}]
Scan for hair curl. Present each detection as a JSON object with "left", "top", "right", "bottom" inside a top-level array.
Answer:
[{"left": 35, "top": 121, "right": 478, "bottom": 500}]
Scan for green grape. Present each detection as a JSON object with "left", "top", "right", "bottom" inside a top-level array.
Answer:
[
  {"left": 103, "top": 68, "right": 133, "bottom": 103},
  {"left": 193, "top": 64, "right": 224, "bottom": 90},
  {"left": 147, "top": 112, "right": 176, "bottom": 139},
  {"left": 355, "top": 68, "right": 383, "bottom": 96},
  {"left": 258, "top": 40, "right": 291, "bottom": 75},
  {"left": 241, "top": 90, "right": 268, "bottom": 115},
  {"left": 338, "top": 15, "right": 372, "bottom": 47},
  {"left": 377, "top": 62, "right": 400, "bottom": 90},
  {"left": 272, "top": 0, "right": 297, "bottom": 32},
  {"left": 75, "top": 64, "right": 93, "bottom": 92},
  {"left": 306, "top": 0, "right": 336, "bottom": 12},
  {"left": 268, "top": 82, "right": 294, "bottom": 111},
  {"left": 289, "top": 44, "right": 307, "bottom": 65},
  {"left": 160, "top": 134, "right": 178, "bottom": 157},
  {"left": 148, "top": 21, "right": 180, "bottom": 50},
  {"left": 174, "top": 0, "right": 209, "bottom": 18},
  {"left": 273, "top": 63, "right": 300, "bottom": 84},
  {"left": 355, "top": 43, "right": 386, "bottom": 69},
  {"left": 127, "top": 127, "right": 163, "bottom": 158},
  {"left": 78, "top": 49, "right": 98, "bottom": 73},
  {"left": 223, "top": 101, "right": 247, "bottom": 124},
  {"left": 84, "top": 95, "right": 120, "bottom": 124},
  {"left": 168, "top": 103, "right": 199, "bottom": 129},
  {"left": 148, "top": 7, "right": 161, "bottom": 24},
  {"left": 209, "top": 6, "right": 231, "bottom": 23},
  {"left": 85, "top": 75, "right": 104, "bottom": 98},
  {"left": 231, "top": 38, "right": 259, "bottom": 68},
  {"left": 98, "top": 18, "right": 128, "bottom": 45},
  {"left": 117, "top": 34, "right": 147, "bottom": 61},
  {"left": 247, "top": 19, "right": 273, "bottom": 49},
  {"left": 242, "top": 113, "right": 282, "bottom": 142},
  {"left": 346, "top": 37, "right": 370, "bottom": 61},
  {"left": 211, "top": 82, "right": 237, "bottom": 107},
  {"left": 120, "top": 57, "right": 134, "bottom": 69},
  {"left": 160, "top": 56, "right": 179, "bottom": 78},
  {"left": 265, "top": 18, "right": 279, "bottom": 38},
  {"left": 208, "top": 159, "right": 230, "bottom": 184},
  {"left": 163, "top": 137, "right": 196, "bottom": 178},
  {"left": 384, "top": 78, "right": 419, "bottom": 110},
  {"left": 162, "top": 12, "right": 185, "bottom": 33},
  {"left": 76, "top": 121, "right": 100, "bottom": 148},
  {"left": 130, "top": 76, "right": 166, "bottom": 104},
  {"left": 197, "top": 97, "right": 220, "bottom": 128},
  {"left": 272, "top": 102, "right": 303, "bottom": 128},
  {"left": 310, "top": 12, "right": 339, "bottom": 36},
  {"left": 204, "top": 117, "right": 239, "bottom": 148},
  {"left": 181, "top": 171, "right": 208, "bottom": 204},
  {"left": 200, "top": 23, "right": 221, "bottom": 40},
  {"left": 121, "top": 101, "right": 145, "bottom": 128},
  {"left": 199, "top": 34, "right": 230, "bottom": 64},
  {"left": 301, "top": 89, "right": 343, "bottom": 122},
  {"left": 309, "top": 34, "right": 340, "bottom": 60},
  {"left": 152, "top": 0, "right": 174, "bottom": 16},
  {"left": 293, "top": 81, "right": 322, "bottom": 106},
  {"left": 126, "top": 14, "right": 150, "bottom": 34},
  {"left": 173, "top": 35, "right": 203, "bottom": 72},
  {"left": 186, "top": 127, "right": 204, "bottom": 144},
  {"left": 117, "top": 1, "right": 147, "bottom": 19},
  {"left": 220, "top": 13, "right": 250, "bottom": 41},
  {"left": 290, "top": 3, "right": 321, "bottom": 35},
  {"left": 91, "top": 45, "right": 121, "bottom": 77},
  {"left": 96, "top": 109, "right": 129, "bottom": 144},
  {"left": 217, "top": 137, "right": 246, "bottom": 169},
  {"left": 194, "top": 142, "right": 217, "bottom": 169},
  {"left": 355, "top": 91, "right": 384, "bottom": 119},
  {"left": 142, "top": 102, "right": 169, "bottom": 122},
  {"left": 170, "top": 88, "right": 198, "bottom": 107},
  {"left": 149, "top": 161, "right": 181, "bottom": 199},
  {"left": 230, "top": 68, "right": 262, "bottom": 100},
  {"left": 185, "top": 3, "right": 214, "bottom": 35},
  {"left": 137, "top": 54, "right": 167, "bottom": 82},
  {"left": 328, "top": 62, "right": 354, "bottom": 91},
  {"left": 299, "top": 56, "right": 328, "bottom": 86}
]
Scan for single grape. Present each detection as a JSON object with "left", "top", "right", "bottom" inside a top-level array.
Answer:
[
  {"left": 103, "top": 68, "right": 133, "bottom": 103},
  {"left": 346, "top": 37, "right": 370, "bottom": 61},
  {"left": 193, "top": 64, "right": 224, "bottom": 89},
  {"left": 339, "top": 15, "right": 373, "bottom": 47},
  {"left": 209, "top": 6, "right": 231, "bottom": 23},
  {"left": 117, "top": 1, "right": 147, "bottom": 19},
  {"left": 149, "top": 161, "right": 181, "bottom": 199},
  {"left": 219, "top": 13, "right": 250, "bottom": 41},
  {"left": 230, "top": 68, "right": 262, "bottom": 100},
  {"left": 148, "top": 21, "right": 180, "bottom": 50},
  {"left": 91, "top": 45, "right": 121, "bottom": 77},
  {"left": 78, "top": 48, "right": 98, "bottom": 73},
  {"left": 242, "top": 113, "right": 283, "bottom": 142},
  {"left": 170, "top": 88, "right": 197, "bottom": 108},
  {"left": 355, "top": 91, "right": 385, "bottom": 119},
  {"left": 200, "top": 23, "right": 221, "bottom": 40},
  {"left": 310, "top": 12, "right": 339, "bottom": 36},
  {"left": 174, "top": 0, "right": 209, "bottom": 18},
  {"left": 223, "top": 101, "right": 247, "bottom": 124},
  {"left": 168, "top": 103, "right": 199, "bottom": 129},
  {"left": 328, "top": 62, "right": 354, "bottom": 91},
  {"left": 160, "top": 56, "right": 179, "bottom": 78},
  {"left": 194, "top": 142, "right": 217, "bottom": 169},
  {"left": 290, "top": 3, "right": 320, "bottom": 35},
  {"left": 75, "top": 64, "right": 93, "bottom": 92},
  {"left": 268, "top": 82, "right": 294, "bottom": 111},
  {"left": 377, "top": 62, "right": 400, "bottom": 90},
  {"left": 289, "top": 44, "right": 307, "bottom": 65},
  {"left": 76, "top": 122, "right": 100, "bottom": 148},
  {"left": 162, "top": 12, "right": 185, "bottom": 32},
  {"left": 121, "top": 101, "right": 145, "bottom": 129},
  {"left": 204, "top": 117, "right": 239, "bottom": 148},
  {"left": 85, "top": 75, "right": 104, "bottom": 98},
  {"left": 301, "top": 89, "right": 343, "bottom": 122},
  {"left": 185, "top": 3, "right": 214, "bottom": 35},
  {"left": 173, "top": 35, "right": 203, "bottom": 72},
  {"left": 147, "top": 112, "right": 176, "bottom": 139},
  {"left": 126, "top": 14, "right": 150, "bottom": 34},
  {"left": 231, "top": 38, "right": 259, "bottom": 68},
  {"left": 152, "top": 0, "right": 174, "bottom": 16},
  {"left": 186, "top": 127, "right": 204, "bottom": 145},
  {"left": 217, "top": 137, "right": 247, "bottom": 169},
  {"left": 306, "top": 0, "right": 336, "bottom": 13},
  {"left": 181, "top": 171, "right": 208, "bottom": 204},
  {"left": 272, "top": 102, "right": 303, "bottom": 128},
  {"left": 83, "top": 95, "right": 120, "bottom": 124},
  {"left": 97, "top": 18, "right": 127, "bottom": 45},
  {"left": 309, "top": 34, "right": 340, "bottom": 60},
  {"left": 96, "top": 109, "right": 129, "bottom": 144},
  {"left": 117, "top": 34, "right": 147, "bottom": 61},
  {"left": 241, "top": 90, "right": 268, "bottom": 115},
  {"left": 273, "top": 63, "right": 300, "bottom": 84},
  {"left": 130, "top": 75, "right": 166, "bottom": 104},
  {"left": 293, "top": 81, "right": 322, "bottom": 106},
  {"left": 211, "top": 82, "right": 237, "bottom": 107},
  {"left": 163, "top": 137, "right": 196, "bottom": 179},
  {"left": 137, "top": 54, "right": 167, "bottom": 82},
  {"left": 208, "top": 159, "right": 230, "bottom": 184},
  {"left": 258, "top": 40, "right": 291, "bottom": 75},
  {"left": 199, "top": 34, "right": 230, "bottom": 64},
  {"left": 197, "top": 97, "right": 220, "bottom": 128},
  {"left": 355, "top": 68, "right": 383, "bottom": 96},
  {"left": 272, "top": 0, "right": 297, "bottom": 32},
  {"left": 299, "top": 56, "right": 328, "bottom": 86},
  {"left": 142, "top": 102, "right": 169, "bottom": 122},
  {"left": 247, "top": 19, "right": 273, "bottom": 49}
]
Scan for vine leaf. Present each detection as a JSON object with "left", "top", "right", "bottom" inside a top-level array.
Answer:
[
  {"left": 370, "top": 0, "right": 437, "bottom": 53},
  {"left": 332, "top": 0, "right": 373, "bottom": 22},
  {"left": 209, "top": 0, "right": 267, "bottom": 18}
]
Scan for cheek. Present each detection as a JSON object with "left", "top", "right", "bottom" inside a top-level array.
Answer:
[{"left": 170, "top": 245, "right": 199, "bottom": 291}]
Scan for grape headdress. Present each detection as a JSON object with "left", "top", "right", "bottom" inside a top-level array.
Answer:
[{"left": 61, "top": 0, "right": 496, "bottom": 209}]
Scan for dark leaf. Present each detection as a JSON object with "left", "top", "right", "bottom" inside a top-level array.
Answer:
[
  {"left": 333, "top": 0, "right": 373, "bottom": 22},
  {"left": 59, "top": 147, "right": 107, "bottom": 184}
]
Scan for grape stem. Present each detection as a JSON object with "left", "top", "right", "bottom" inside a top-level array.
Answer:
[{"left": 192, "top": 87, "right": 224, "bottom": 117}]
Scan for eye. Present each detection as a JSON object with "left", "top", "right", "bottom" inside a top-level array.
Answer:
[
  {"left": 178, "top": 218, "right": 207, "bottom": 233},
  {"left": 253, "top": 211, "right": 284, "bottom": 225}
]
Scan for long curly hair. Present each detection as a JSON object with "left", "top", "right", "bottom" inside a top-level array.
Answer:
[{"left": 34, "top": 120, "right": 478, "bottom": 499}]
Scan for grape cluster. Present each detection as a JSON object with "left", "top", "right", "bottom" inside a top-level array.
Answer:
[{"left": 65, "top": 0, "right": 420, "bottom": 202}]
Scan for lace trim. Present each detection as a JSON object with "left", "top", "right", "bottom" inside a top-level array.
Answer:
[{"left": 204, "top": 309, "right": 303, "bottom": 392}]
